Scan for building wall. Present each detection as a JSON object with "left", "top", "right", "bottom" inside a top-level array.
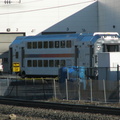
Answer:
[
  {"left": 0, "top": 0, "right": 98, "bottom": 35},
  {"left": 98, "top": 0, "right": 120, "bottom": 33}
]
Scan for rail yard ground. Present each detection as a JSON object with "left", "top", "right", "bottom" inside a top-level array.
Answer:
[
  {"left": 0, "top": 75, "right": 119, "bottom": 119},
  {"left": 0, "top": 101, "right": 120, "bottom": 120}
]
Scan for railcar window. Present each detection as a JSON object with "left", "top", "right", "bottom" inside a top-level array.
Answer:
[
  {"left": 61, "top": 41, "right": 65, "bottom": 48},
  {"left": 38, "top": 60, "right": 42, "bottom": 67},
  {"left": 33, "top": 60, "right": 37, "bottom": 67},
  {"left": 95, "top": 55, "right": 98, "bottom": 63},
  {"left": 27, "top": 42, "right": 32, "bottom": 49},
  {"left": 27, "top": 60, "right": 32, "bottom": 67},
  {"left": 103, "top": 44, "right": 119, "bottom": 52},
  {"left": 55, "top": 41, "right": 59, "bottom": 48},
  {"left": 44, "top": 41, "right": 48, "bottom": 48},
  {"left": 44, "top": 60, "right": 48, "bottom": 67},
  {"left": 16, "top": 52, "right": 19, "bottom": 58},
  {"left": 38, "top": 41, "right": 42, "bottom": 48},
  {"left": 33, "top": 42, "right": 37, "bottom": 49},
  {"left": 49, "top": 41, "right": 54, "bottom": 48},
  {"left": 49, "top": 60, "right": 54, "bottom": 67},
  {"left": 55, "top": 60, "right": 59, "bottom": 67},
  {"left": 61, "top": 60, "right": 65, "bottom": 66},
  {"left": 3, "top": 58, "right": 8, "bottom": 63},
  {"left": 66, "top": 40, "right": 71, "bottom": 48}
]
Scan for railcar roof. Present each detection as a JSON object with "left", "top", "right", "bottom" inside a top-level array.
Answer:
[
  {"left": 10, "top": 33, "right": 114, "bottom": 47},
  {"left": 78, "top": 34, "right": 101, "bottom": 43},
  {"left": 24, "top": 34, "right": 80, "bottom": 41},
  {"left": 9, "top": 36, "right": 25, "bottom": 46}
]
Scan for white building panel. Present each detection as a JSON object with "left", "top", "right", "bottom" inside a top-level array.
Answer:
[
  {"left": 98, "top": 0, "right": 120, "bottom": 33},
  {"left": 98, "top": 52, "right": 120, "bottom": 67},
  {"left": 98, "top": 52, "right": 120, "bottom": 90},
  {"left": 0, "top": 0, "right": 98, "bottom": 35}
]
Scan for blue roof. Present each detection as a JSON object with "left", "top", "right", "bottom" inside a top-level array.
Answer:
[
  {"left": 81, "top": 36, "right": 93, "bottom": 42},
  {"left": 10, "top": 36, "right": 25, "bottom": 46},
  {"left": 79, "top": 34, "right": 101, "bottom": 43},
  {"left": 24, "top": 34, "right": 80, "bottom": 41},
  {"left": 10, "top": 33, "right": 102, "bottom": 47},
  {"left": 90, "top": 35, "right": 101, "bottom": 43}
]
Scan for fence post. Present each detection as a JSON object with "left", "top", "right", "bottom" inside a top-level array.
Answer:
[
  {"left": 103, "top": 79, "right": 106, "bottom": 103},
  {"left": 24, "top": 78, "right": 27, "bottom": 99},
  {"left": 53, "top": 79, "right": 57, "bottom": 99},
  {"left": 65, "top": 79, "right": 68, "bottom": 100},
  {"left": 78, "top": 78, "right": 81, "bottom": 101},
  {"left": 42, "top": 78, "right": 46, "bottom": 99},
  {"left": 117, "top": 65, "right": 120, "bottom": 103},
  {"left": 16, "top": 74, "right": 18, "bottom": 97},
  {"left": 118, "top": 80, "right": 120, "bottom": 103},
  {"left": 90, "top": 78, "right": 93, "bottom": 102},
  {"left": 33, "top": 78, "right": 36, "bottom": 99},
  {"left": 67, "top": 68, "right": 69, "bottom": 80}
]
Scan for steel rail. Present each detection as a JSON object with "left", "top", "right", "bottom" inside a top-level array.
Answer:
[{"left": 0, "top": 98, "right": 119, "bottom": 116}]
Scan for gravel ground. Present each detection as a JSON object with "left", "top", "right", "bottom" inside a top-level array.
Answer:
[{"left": 0, "top": 103, "right": 120, "bottom": 120}]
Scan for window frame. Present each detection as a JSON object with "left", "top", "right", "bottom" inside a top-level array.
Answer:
[
  {"left": 27, "top": 60, "right": 32, "bottom": 67},
  {"left": 38, "top": 41, "right": 42, "bottom": 48}
]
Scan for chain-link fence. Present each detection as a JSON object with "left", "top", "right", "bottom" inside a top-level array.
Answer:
[{"left": 0, "top": 66, "right": 119, "bottom": 103}]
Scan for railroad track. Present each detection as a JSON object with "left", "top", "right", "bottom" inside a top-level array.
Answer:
[{"left": 0, "top": 98, "right": 119, "bottom": 116}]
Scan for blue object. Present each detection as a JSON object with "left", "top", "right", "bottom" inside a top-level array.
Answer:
[{"left": 59, "top": 66, "right": 86, "bottom": 89}]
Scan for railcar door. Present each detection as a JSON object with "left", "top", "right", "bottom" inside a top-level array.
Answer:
[
  {"left": 75, "top": 46, "right": 79, "bottom": 66},
  {"left": 21, "top": 47, "right": 25, "bottom": 68},
  {"left": 9, "top": 47, "right": 13, "bottom": 73}
]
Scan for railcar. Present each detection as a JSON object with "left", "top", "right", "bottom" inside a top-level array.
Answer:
[{"left": 9, "top": 32, "right": 120, "bottom": 78}]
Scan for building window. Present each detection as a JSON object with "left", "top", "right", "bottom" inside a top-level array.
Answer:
[{"left": 27, "top": 60, "right": 32, "bottom": 67}]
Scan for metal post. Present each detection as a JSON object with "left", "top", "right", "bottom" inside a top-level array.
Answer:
[
  {"left": 103, "top": 79, "right": 106, "bottom": 103},
  {"left": 67, "top": 68, "right": 69, "bottom": 80},
  {"left": 90, "top": 78, "right": 93, "bottom": 102},
  {"left": 117, "top": 65, "right": 120, "bottom": 103},
  {"left": 16, "top": 73, "right": 18, "bottom": 97},
  {"left": 65, "top": 79, "right": 68, "bottom": 100},
  {"left": 53, "top": 79, "right": 57, "bottom": 99},
  {"left": 119, "top": 79, "right": 120, "bottom": 103},
  {"left": 24, "top": 78, "right": 27, "bottom": 99},
  {"left": 42, "top": 78, "right": 45, "bottom": 99},
  {"left": 78, "top": 78, "right": 81, "bottom": 101},
  {"left": 0, "top": 81, "right": 2, "bottom": 96},
  {"left": 33, "top": 78, "right": 36, "bottom": 99},
  {"left": 117, "top": 65, "right": 119, "bottom": 81}
]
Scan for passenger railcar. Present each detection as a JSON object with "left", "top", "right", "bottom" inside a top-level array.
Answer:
[{"left": 9, "top": 32, "right": 120, "bottom": 78}]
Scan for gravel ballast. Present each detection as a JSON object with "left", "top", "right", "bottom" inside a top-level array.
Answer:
[{"left": 0, "top": 104, "right": 119, "bottom": 120}]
